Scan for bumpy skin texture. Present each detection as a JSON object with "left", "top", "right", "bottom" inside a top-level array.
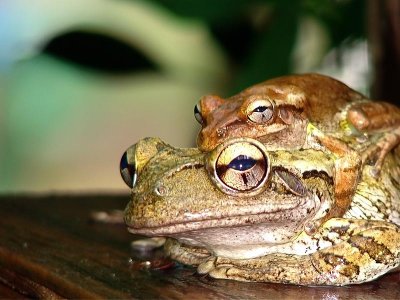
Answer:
[
  {"left": 195, "top": 73, "right": 400, "bottom": 234},
  {"left": 124, "top": 137, "right": 400, "bottom": 286}
]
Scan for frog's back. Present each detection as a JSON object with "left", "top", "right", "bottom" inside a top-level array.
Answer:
[{"left": 240, "top": 73, "right": 365, "bottom": 130}]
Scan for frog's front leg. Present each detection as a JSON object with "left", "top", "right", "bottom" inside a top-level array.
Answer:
[
  {"left": 164, "top": 238, "right": 212, "bottom": 266},
  {"left": 305, "top": 124, "right": 362, "bottom": 234},
  {"left": 198, "top": 220, "right": 400, "bottom": 285},
  {"left": 346, "top": 101, "right": 400, "bottom": 177}
]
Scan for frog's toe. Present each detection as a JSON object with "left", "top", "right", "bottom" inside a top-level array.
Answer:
[
  {"left": 197, "top": 257, "right": 217, "bottom": 274},
  {"left": 361, "top": 145, "right": 386, "bottom": 178},
  {"left": 361, "top": 145, "right": 380, "bottom": 166},
  {"left": 363, "top": 130, "right": 400, "bottom": 175},
  {"left": 208, "top": 266, "right": 232, "bottom": 279},
  {"left": 369, "top": 165, "right": 381, "bottom": 178}
]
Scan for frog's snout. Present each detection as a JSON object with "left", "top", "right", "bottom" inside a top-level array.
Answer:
[{"left": 120, "top": 137, "right": 166, "bottom": 188}]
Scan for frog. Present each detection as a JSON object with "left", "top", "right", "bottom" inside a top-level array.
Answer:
[
  {"left": 121, "top": 136, "right": 400, "bottom": 286},
  {"left": 194, "top": 73, "right": 400, "bottom": 234}
]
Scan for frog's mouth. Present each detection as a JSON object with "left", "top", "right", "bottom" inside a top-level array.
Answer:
[{"left": 126, "top": 190, "right": 324, "bottom": 242}]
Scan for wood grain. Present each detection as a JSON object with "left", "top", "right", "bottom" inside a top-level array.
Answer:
[{"left": 0, "top": 195, "right": 399, "bottom": 299}]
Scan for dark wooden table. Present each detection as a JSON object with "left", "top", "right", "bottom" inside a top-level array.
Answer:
[{"left": 0, "top": 195, "right": 399, "bottom": 299}]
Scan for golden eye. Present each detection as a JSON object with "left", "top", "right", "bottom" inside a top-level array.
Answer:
[
  {"left": 246, "top": 99, "right": 274, "bottom": 124},
  {"left": 194, "top": 103, "right": 203, "bottom": 125},
  {"left": 208, "top": 139, "right": 270, "bottom": 195}
]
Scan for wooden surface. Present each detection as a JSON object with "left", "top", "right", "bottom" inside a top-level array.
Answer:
[{"left": 0, "top": 195, "right": 399, "bottom": 299}]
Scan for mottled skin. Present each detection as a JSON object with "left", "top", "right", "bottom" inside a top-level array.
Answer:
[
  {"left": 123, "top": 137, "right": 400, "bottom": 286},
  {"left": 195, "top": 73, "right": 400, "bottom": 233}
]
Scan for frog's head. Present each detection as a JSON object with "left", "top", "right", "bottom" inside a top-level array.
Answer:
[
  {"left": 121, "top": 137, "right": 334, "bottom": 259},
  {"left": 195, "top": 83, "right": 309, "bottom": 152}
]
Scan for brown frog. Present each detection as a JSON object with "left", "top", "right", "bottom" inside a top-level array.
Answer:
[
  {"left": 121, "top": 137, "right": 400, "bottom": 285},
  {"left": 194, "top": 73, "right": 400, "bottom": 233}
]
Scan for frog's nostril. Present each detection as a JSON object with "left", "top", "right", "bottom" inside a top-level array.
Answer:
[{"left": 120, "top": 148, "right": 137, "bottom": 188}]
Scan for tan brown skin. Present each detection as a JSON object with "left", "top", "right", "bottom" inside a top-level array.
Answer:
[
  {"left": 197, "top": 74, "right": 362, "bottom": 149},
  {"left": 122, "top": 137, "right": 400, "bottom": 286},
  {"left": 195, "top": 73, "right": 400, "bottom": 233}
]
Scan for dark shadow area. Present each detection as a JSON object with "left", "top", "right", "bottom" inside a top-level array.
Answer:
[{"left": 44, "top": 31, "right": 158, "bottom": 73}]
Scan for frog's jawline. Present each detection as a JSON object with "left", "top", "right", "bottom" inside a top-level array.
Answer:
[{"left": 126, "top": 206, "right": 315, "bottom": 236}]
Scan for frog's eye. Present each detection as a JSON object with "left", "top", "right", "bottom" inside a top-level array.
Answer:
[
  {"left": 211, "top": 140, "right": 270, "bottom": 193},
  {"left": 246, "top": 99, "right": 274, "bottom": 124},
  {"left": 194, "top": 103, "right": 203, "bottom": 125},
  {"left": 120, "top": 148, "right": 137, "bottom": 188}
]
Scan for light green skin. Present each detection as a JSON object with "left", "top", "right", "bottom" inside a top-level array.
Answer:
[{"left": 124, "top": 137, "right": 400, "bottom": 286}]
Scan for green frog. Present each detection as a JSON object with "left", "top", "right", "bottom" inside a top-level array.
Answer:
[
  {"left": 121, "top": 137, "right": 400, "bottom": 285},
  {"left": 194, "top": 73, "right": 400, "bottom": 233}
]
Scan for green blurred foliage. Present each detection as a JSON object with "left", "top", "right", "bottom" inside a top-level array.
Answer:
[
  {"left": 152, "top": 0, "right": 366, "bottom": 92},
  {"left": 304, "top": 0, "right": 365, "bottom": 43}
]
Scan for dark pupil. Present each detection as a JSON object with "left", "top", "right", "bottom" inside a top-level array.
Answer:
[
  {"left": 194, "top": 105, "right": 200, "bottom": 115},
  {"left": 120, "top": 151, "right": 129, "bottom": 170},
  {"left": 228, "top": 155, "right": 256, "bottom": 171},
  {"left": 253, "top": 106, "right": 267, "bottom": 113},
  {"left": 120, "top": 151, "right": 135, "bottom": 188}
]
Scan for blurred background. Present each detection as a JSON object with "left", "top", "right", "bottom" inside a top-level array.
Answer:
[{"left": 0, "top": 0, "right": 399, "bottom": 193}]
